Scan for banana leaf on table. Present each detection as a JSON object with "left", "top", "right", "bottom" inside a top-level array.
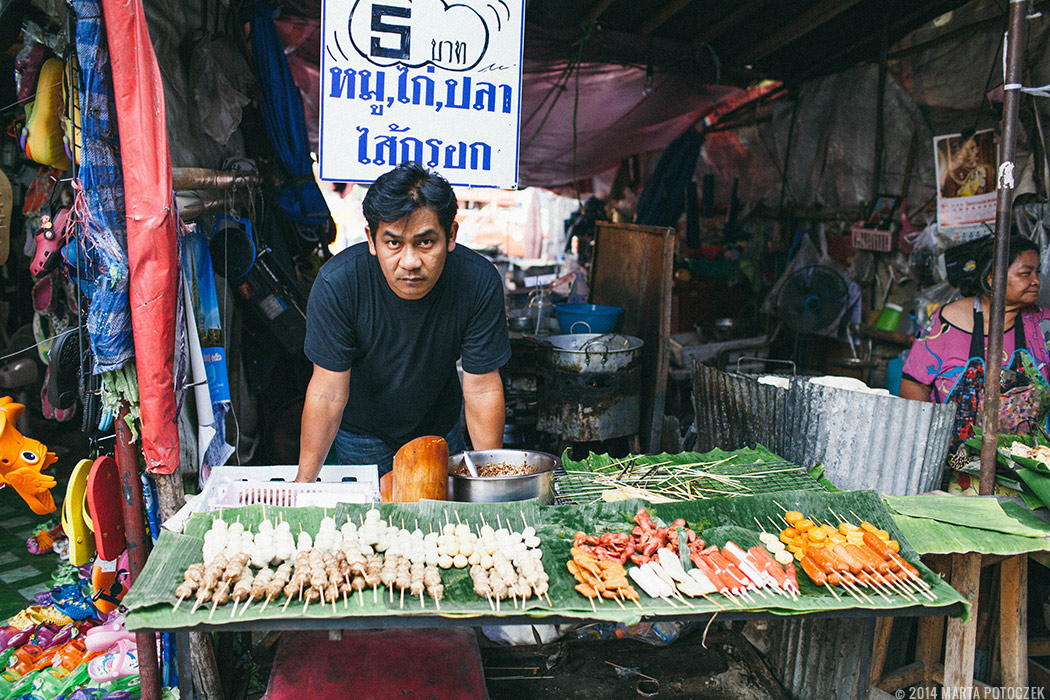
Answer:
[
  {"left": 964, "top": 430, "right": 1050, "bottom": 474},
  {"left": 557, "top": 445, "right": 824, "bottom": 504},
  {"left": 123, "top": 490, "right": 966, "bottom": 631},
  {"left": 1017, "top": 469, "right": 1050, "bottom": 510},
  {"left": 882, "top": 495, "right": 1050, "bottom": 556},
  {"left": 883, "top": 495, "right": 1050, "bottom": 539}
]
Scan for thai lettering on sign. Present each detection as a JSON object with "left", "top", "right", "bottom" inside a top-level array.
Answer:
[{"left": 319, "top": 0, "right": 524, "bottom": 188}]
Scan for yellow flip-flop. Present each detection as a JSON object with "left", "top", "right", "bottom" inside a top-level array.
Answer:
[{"left": 62, "top": 458, "right": 95, "bottom": 566}]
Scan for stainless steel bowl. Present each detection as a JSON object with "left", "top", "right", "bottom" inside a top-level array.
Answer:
[{"left": 448, "top": 449, "right": 558, "bottom": 504}]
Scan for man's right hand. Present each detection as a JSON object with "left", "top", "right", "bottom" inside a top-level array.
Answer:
[{"left": 296, "top": 364, "right": 351, "bottom": 482}]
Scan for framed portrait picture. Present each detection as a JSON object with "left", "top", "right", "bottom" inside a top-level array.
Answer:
[{"left": 865, "top": 195, "right": 900, "bottom": 230}]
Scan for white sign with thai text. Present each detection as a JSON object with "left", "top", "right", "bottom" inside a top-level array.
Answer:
[{"left": 319, "top": 0, "right": 524, "bottom": 188}]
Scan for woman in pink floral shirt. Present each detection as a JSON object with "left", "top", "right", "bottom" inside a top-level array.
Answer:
[{"left": 901, "top": 236, "right": 1050, "bottom": 449}]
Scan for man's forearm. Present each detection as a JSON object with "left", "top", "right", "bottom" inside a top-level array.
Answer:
[
  {"left": 296, "top": 393, "right": 347, "bottom": 482},
  {"left": 463, "top": 372, "right": 506, "bottom": 450}
]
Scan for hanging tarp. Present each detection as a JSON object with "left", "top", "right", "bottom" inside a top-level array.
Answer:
[
  {"left": 635, "top": 129, "right": 703, "bottom": 227},
  {"left": 100, "top": 0, "right": 179, "bottom": 473},
  {"left": 70, "top": 0, "right": 133, "bottom": 373},
  {"left": 250, "top": 4, "right": 331, "bottom": 228}
]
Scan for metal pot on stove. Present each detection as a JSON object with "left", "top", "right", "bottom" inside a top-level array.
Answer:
[
  {"left": 536, "top": 333, "right": 645, "bottom": 442},
  {"left": 540, "top": 333, "right": 644, "bottom": 373}
]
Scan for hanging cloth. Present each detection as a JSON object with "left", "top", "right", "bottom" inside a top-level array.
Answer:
[
  {"left": 250, "top": 4, "right": 332, "bottom": 231},
  {"left": 100, "top": 0, "right": 179, "bottom": 473},
  {"left": 635, "top": 128, "right": 703, "bottom": 228},
  {"left": 944, "top": 299, "right": 1050, "bottom": 451},
  {"left": 70, "top": 0, "right": 133, "bottom": 373}
]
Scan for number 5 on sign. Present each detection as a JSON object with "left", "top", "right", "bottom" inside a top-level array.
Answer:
[{"left": 319, "top": 0, "right": 525, "bottom": 188}]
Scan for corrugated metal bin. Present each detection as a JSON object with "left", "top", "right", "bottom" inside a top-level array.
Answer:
[
  {"left": 691, "top": 363, "right": 956, "bottom": 495},
  {"left": 691, "top": 362, "right": 957, "bottom": 699}
]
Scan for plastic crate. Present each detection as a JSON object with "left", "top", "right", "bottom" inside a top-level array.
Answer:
[
  {"left": 851, "top": 225, "right": 893, "bottom": 252},
  {"left": 163, "top": 465, "right": 380, "bottom": 532}
]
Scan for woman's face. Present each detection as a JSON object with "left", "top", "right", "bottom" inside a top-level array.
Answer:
[
  {"left": 960, "top": 138, "right": 979, "bottom": 167},
  {"left": 999, "top": 249, "right": 1041, "bottom": 306}
]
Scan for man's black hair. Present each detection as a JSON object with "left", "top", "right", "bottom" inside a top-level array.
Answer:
[
  {"left": 361, "top": 162, "right": 458, "bottom": 238},
  {"left": 964, "top": 233, "right": 1041, "bottom": 296}
]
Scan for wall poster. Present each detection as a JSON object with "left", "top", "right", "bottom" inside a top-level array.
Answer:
[{"left": 933, "top": 128, "right": 997, "bottom": 241}]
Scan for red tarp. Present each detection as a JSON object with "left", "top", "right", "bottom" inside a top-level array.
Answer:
[{"left": 101, "top": 0, "right": 179, "bottom": 473}]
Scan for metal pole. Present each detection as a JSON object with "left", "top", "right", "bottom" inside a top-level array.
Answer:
[
  {"left": 115, "top": 403, "right": 162, "bottom": 700},
  {"left": 980, "top": 0, "right": 1030, "bottom": 496}
]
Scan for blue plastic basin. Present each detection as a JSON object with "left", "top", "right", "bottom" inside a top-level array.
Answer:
[{"left": 552, "top": 303, "right": 623, "bottom": 334}]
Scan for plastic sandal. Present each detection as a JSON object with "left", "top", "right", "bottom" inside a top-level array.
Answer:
[
  {"left": 90, "top": 556, "right": 129, "bottom": 614},
  {"left": 26, "top": 521, "right": 65, "bottom": 554},
  {"left": 28, "top": 213, "right": 66, "bottom": 279},
  {"left": 8, "top": 605, "right": 74, "bottom": 629},
  {"left": 46, "top": 326, "right": 83, "bottom": 411},
  {"left": 51, "top": 638, "right": 101, "bottom": 677},
  {"left": 84, "top": 617, "right": 135, "bottom": 653},
  {"left": 61, "top": 459, "right": 95, "bottom": 566},
  {"left": 87, "top": 638, "right": 139, "bottom": 683},
  {"left": 51, "top": 582, "right": 97, "bottom": 620},
  {"left": 3, "top": 643, "right": 52, "bottom": 679}
]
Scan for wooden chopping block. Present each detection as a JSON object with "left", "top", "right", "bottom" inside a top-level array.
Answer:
[{"left": 385, "top": 435, "right": 449, "bottom": 503}]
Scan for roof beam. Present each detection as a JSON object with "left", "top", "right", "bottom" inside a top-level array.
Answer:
[
  {"left": 792, "top": 0, "right": 973, "bottom": 84},
  {"left": 738, "top": 0, "right": 863, "bottom": 64},
  {"left": 580, "top": 0, "right": 616, "bottom": 25},
  {"left": 640, "top": 0, "right": 696, "bottom": 35},
  {"left": 696, "top": 0, "right": 772, "bottom": 44}
]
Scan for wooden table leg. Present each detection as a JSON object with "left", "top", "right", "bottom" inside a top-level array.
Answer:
[
  {"left": 916, "top": 615, "right": 945, "bottom": 689},
  {"left": 944, "top": 553, "right": 981, "bottom": 691},
  {"left": 999, "top": 554, "right": 1028, "bottom": 690},
  {"left": 869, "top": 618, "right": 894, "bottom": 688}
]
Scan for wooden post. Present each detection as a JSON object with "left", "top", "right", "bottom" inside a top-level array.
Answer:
[
  {"left": 150, "top": 461, "right": 225, "bottom": 700},
  {"left": 115, "top": 405, "right": 161, "bottom": 700},
  {"left": 868, "top": 618, "right": 894, "bottom": 689},
  {"left": 999, "top": 555, "right": 1028, "bottom": 690},
  {"left": 871, "top": 15, "right": 888, "bottom": 201},
  {"left": 944, "top": 553, "right": 982, "bottom": 691},
  {"left": 188, "top": 632, "right": 226, "bottom": 700},
  {"left": 980, "top": 0, "right": 1031, "bottom": 495},
  {"left": 916, "top": 615, "right": 945, "bottom": 689}
]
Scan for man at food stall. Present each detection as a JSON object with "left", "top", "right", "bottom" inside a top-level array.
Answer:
[
  {"left": 900, "top": 235, "right": 1050, "bottom": 450},
  {"left": 295, "top": 162, "right": 511, "bottom": 482}
]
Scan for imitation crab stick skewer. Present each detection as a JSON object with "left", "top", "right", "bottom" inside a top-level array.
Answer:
[
  {"left": 706, "top": 551, "right": 758, "bottom": 601},
  {"left": 689, "top": 556, "right": 743, "bottom": 607}
]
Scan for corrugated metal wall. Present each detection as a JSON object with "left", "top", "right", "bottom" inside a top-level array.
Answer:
[
  {"left": 692, "top": 363, "right": 956, "bottom": 495},
  {"left": 763, "top": 616, "right": 879, "bottom": 700},
  {"left": 692, "top": 363, "right": 957, "bottom": 698}
]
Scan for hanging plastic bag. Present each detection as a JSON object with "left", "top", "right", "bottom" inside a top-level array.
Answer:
[
  {"left": 191, "top": 38, "right": 253, "bottom": 147},
  {"left": 1016, "top": 203, "right": 1050, "bottom": 309}
]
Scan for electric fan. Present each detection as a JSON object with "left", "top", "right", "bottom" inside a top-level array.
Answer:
[{"left": 775, "top": 265, "right": 849, "bottom": 334}]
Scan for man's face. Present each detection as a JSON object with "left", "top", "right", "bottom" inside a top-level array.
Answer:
[{"left": 367, "top": 208, "right": 457, "bottom": 300}]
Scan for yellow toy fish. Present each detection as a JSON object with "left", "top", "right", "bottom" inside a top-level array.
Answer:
[{"left": 0, "top": 396, "right": 58, "bottom": 514}]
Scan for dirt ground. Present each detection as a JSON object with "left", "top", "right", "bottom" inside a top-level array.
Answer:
[{"left": 479, "top": 625, "right": 790, "bottom": 700}]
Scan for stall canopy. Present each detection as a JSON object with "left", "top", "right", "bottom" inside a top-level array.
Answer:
[{"left": 269, "top": 0, "right": 970, "bottom": 188}]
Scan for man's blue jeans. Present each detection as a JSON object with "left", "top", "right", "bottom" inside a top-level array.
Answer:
[{"left": 333, "top": 420, "right": 467, "bottom": 477}]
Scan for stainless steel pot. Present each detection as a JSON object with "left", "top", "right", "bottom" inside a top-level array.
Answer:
[
  {"left": 541, "top": 333, "right": 644, "bottom": 373},
  {"left": 448, "top": 449, "right": 558, "bottom": 504}
]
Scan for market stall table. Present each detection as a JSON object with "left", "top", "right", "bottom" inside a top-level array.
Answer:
[
  {"left": 871, "top": 494, "right": 1050, "bottom": 695},
  {"left": 122, "top": 492, "right": 967, "bottom": 632}
]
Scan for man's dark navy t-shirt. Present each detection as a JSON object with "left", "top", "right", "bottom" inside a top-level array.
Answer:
[{"left": 304, "top": 241, "right": 511, "bottom": 449}]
